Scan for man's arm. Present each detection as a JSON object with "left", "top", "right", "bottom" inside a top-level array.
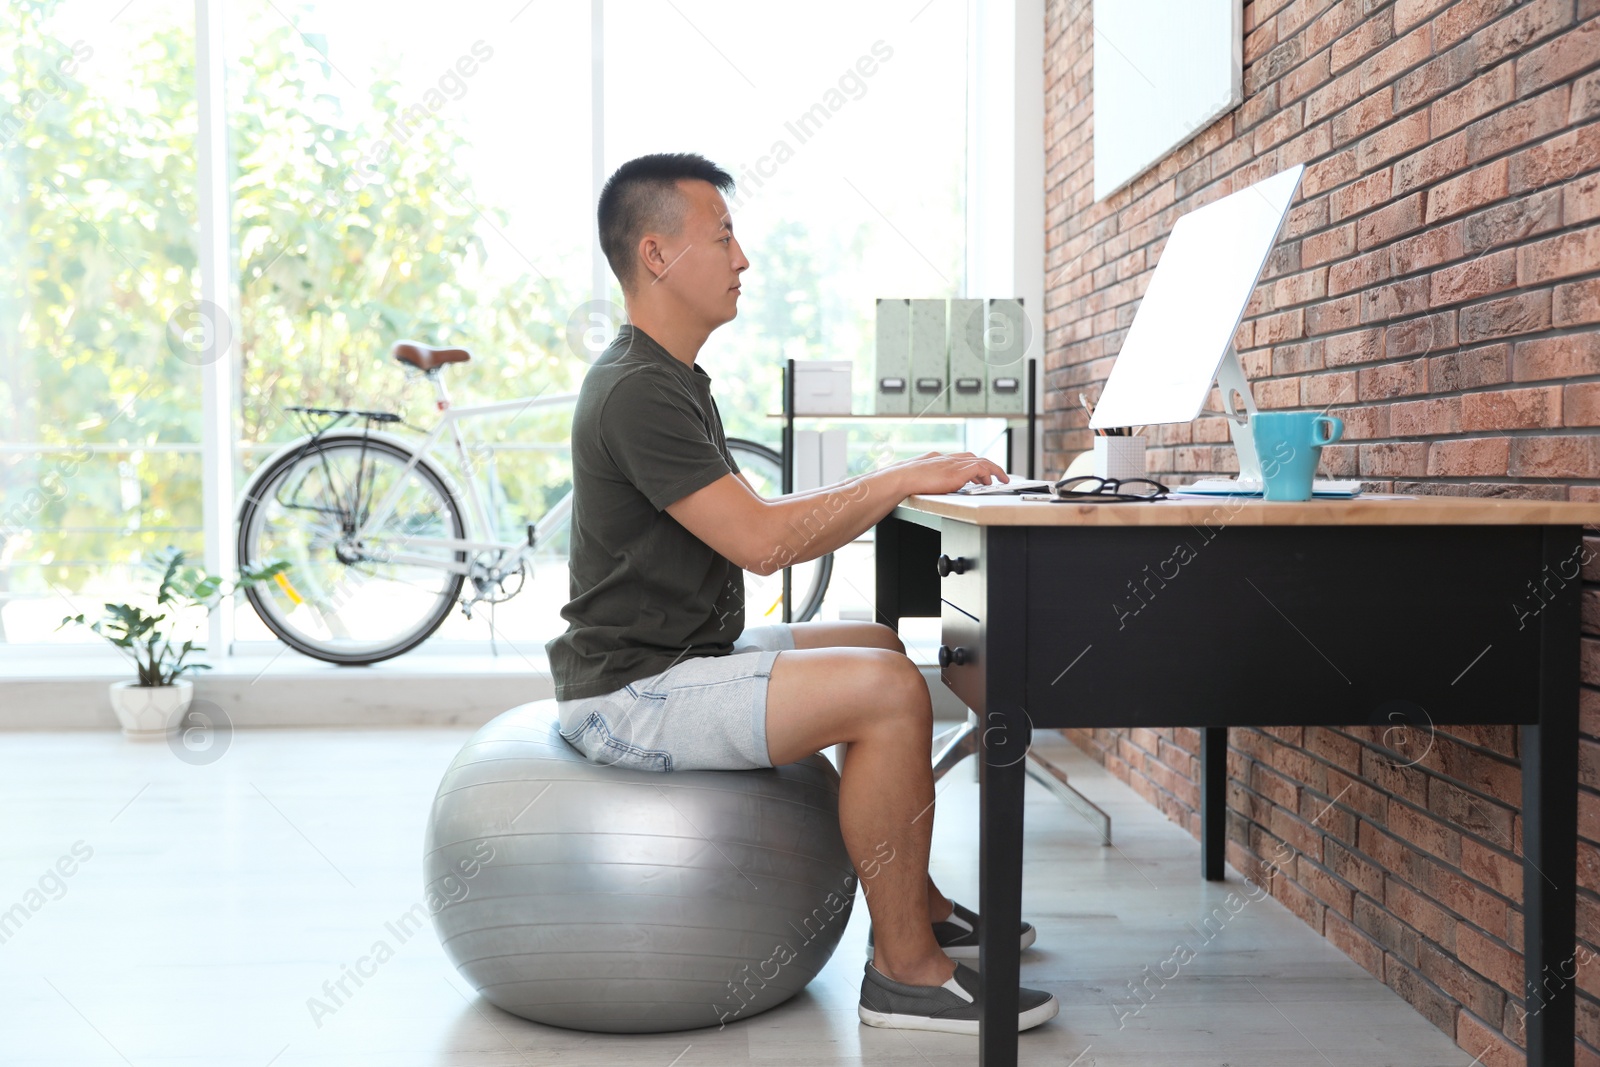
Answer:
[{"left": 668, "top": 453, "right": 1005, "bottom": 576}]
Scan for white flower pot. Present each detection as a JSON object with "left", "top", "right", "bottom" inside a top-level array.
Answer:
[{"left": 108, "top": 679, "right": 193, "bottom": 740}]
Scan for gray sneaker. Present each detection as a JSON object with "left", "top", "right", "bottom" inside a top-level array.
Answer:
[
  {"left": 866, "top": 900, "right": 1038, "bottom": 960},
  {"left": 858, "top": 961, "right": 1058, "bottom": 1035}
]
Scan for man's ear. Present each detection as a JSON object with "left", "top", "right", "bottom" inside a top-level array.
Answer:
[{"left": 636, "top": 234, "right": 667, "bottom": 285}]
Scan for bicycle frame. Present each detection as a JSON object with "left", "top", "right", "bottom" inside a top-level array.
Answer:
[{"left": 350, "top": 370, "right": 577, "bottom": 577}]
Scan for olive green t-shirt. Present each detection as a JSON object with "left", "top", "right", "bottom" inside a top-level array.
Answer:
[{"left": 545, "top": 325, "right": 745, "bottom": 700}]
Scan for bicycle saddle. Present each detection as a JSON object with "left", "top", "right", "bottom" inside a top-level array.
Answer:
[{"left": 392, "top": 341, "right": 472, "bottom": 370}]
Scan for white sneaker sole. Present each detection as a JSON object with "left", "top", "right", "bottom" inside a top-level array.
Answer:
[
  {"left": 943, "top": 925, "right": 1038, "bottom": 960},
  {"left": 866, "top": 925, "right": 1038, "bottom": 962},
  {"left": 858, "top": 993, "right": 1059, "bottom": 1034}
]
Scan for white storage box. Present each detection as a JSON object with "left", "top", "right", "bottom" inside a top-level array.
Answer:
[{"left": 793, "top": 360, "right": 853, "bottom": 415}]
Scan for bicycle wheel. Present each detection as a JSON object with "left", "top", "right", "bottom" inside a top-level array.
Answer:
[
  {"left": 727, "top": 438, "right": 833, "bottom": 624},
  {"left": 237, "top": 434, "right": 467, "bottom": 665}
]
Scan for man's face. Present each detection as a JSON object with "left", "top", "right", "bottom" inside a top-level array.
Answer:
[{"left": 644, "top": 179, "right": 749, "bottom": 328}]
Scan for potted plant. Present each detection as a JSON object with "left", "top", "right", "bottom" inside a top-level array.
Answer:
[{"left": 60, "top": 547, "right": 290, "bottom": 739}]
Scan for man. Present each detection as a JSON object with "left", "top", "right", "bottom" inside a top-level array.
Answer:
[{"left": 547, "top": 152, "right": 1056, "bottom": 1035}]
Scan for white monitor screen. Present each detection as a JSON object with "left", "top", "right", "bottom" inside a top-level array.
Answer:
[{"left": 1089, "top": 163, "right": 1304, "bottom": 430}]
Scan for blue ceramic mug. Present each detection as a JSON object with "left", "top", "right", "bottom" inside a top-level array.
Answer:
[{"left": 1250, "top": 411, "right": 1343, "bottom": 501}]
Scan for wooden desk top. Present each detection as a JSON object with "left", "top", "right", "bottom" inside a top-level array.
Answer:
[{"left": 900, "top": 492, "right": 1600, "bottom": 527}]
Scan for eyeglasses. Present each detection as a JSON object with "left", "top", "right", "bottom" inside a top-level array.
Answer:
[{"left": 1048, "top": 476, "right": 1170, "bottom": 502}]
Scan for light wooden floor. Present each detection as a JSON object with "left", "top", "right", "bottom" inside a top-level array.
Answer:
[{"left": 0, "top": 726, "right": 1475, "bottom": 1066}]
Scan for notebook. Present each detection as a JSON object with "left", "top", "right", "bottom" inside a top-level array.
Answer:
[{"left": 1173, "top": 478, "right": 1363, "bottom": 498}]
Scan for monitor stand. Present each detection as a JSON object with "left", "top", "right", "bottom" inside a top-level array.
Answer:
[
  {"left": 1215, "top": 346, "right": 1263, "bottom": 489},
  {"left": 1186, "top": 346, "right": 1364, "bottom": 497}
]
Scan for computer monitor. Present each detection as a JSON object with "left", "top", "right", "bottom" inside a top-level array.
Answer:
[{"left": 1089, "top": 163, "right": 1305, "bottom": 486}]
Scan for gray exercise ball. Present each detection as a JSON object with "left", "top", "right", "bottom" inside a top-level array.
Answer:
[{"left": 424, "top": 700, "right": 857, "bottom": 1033}]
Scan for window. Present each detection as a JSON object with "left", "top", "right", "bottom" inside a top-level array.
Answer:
[{"left": 2, "top": 0, "right": 972, "bottom": 650}]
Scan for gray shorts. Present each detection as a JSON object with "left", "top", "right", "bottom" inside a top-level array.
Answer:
[{"left": 554, "top": 623, "right": 795, "bottom": 773}]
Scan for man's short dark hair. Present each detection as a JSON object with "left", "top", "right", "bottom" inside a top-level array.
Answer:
[{"left": 598, "top": 153, "right": 735, "bottom": 290}]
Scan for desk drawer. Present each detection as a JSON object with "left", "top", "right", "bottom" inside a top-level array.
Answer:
[
  {"left": 940, "top": 599, "right": 984, "bottom": 715},
  {"left": 937, "top": 521, "right": 983, "bottom": 619}
]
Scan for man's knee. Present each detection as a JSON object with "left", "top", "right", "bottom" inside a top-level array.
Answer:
[
  {"left": 866, "top": 649, "right": 931, "bottom": 726},
  {"left": 869, "top": 622, "right": 905, "bottom": 654}
]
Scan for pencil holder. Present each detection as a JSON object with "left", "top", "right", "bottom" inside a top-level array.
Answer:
[{"left": 1092, "top": 436, "right": 1146, "bottom": 481}]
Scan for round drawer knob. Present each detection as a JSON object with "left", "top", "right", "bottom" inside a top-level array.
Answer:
[
  {"left": 936, "top": 554, "right": 968, "bottom": 578},
  {"left": 937, "top": 645, "right": 969, "bottom": 668}
]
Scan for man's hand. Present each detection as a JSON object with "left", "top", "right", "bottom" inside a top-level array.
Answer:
[{"left": 894, "top": 452, "right": 1008, "bottom": 496}]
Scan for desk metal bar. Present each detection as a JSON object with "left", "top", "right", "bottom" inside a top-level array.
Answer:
[
  {"left": 1202, "top": 727, "right": 1227, "bottom": 881},
  {"left": 1524, "top": 525, "right": 1580, "bottom": 1067},
  {"left": 931, "top": 719, "right": 1113, "bottom": 845},
  {"left": 979, "top": 526, "right": 1029, "bottom": 1067}
]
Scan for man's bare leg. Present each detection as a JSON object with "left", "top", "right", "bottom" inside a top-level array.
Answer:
[
  {"left": 789, "top": 621, "right": 955, "bottom": 922},
  {"left": 766, "top": 620, "right": 955, "bottom": 984}
]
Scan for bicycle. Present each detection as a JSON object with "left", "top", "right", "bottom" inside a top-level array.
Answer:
[{"left": 236, "top": 341, "right": 833, "bottom": 665}]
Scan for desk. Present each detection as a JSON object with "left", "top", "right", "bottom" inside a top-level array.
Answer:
[{"left": 875, "top": 493, "right": 1599, "bottom": 1067}]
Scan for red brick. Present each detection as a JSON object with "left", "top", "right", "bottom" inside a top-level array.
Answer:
[
  {"left": 1465, "top": 83, "right": 1573, "bottom": 163},
  {"left": 1460, "top": 838, "right": 1523, "bottom": 902},
  {"left": 1360, "top": 24, "right": 1434, "bottom": 96},
  {"left": 1460, "top": 385, "right": 1564, "bottom": 430},
  {"left": 1519, "top": 224, "right": 1600, "bottom": 286},
  {"left": 1332, "top": 92, "right": 1394, "bottom": 148},
  {"left": 1329, "top": 170, "right": 1395, "bottom": 223},
  {"left": 1555, "top": 279, "right": 1600, "bottom": 327},
  {"left": 1514, "top": 14, "right": 1600, "bottom": 96},
  {"left": 1386, "top": 311, "right": 1457, "bottom": 359},
  {"left": 1565, "top": 384, "right": 1600, "bottom": 427},
  {"left": 1359, "top": 442, "right": 1429, "bottom": 477},
  {"left": 1301, "top": 370, "right": 1358, "bottom": 407},
  {"left": 1357, "top": 109, "right": 1433, "bottom": 173},
  {"left": 1302, "top": 223, "right": 1357, "bottom": 267},
  {"left": 1513, "top": 332, "right": 1600, "bottom": 380},
  {"left": 1433, "top": 347, "right": 1504, "bottom": 391},
  {"left": 1396, "top": 0, "right": 1453, "bottom": 34},
  {"left": 1385, "top": 955, "right": 1459, "bottom": 1034},
  {"left": 1430, "top": 249, "right": 1518, "bottom": 306},
  {"left": 1471, "top": 0, "right": 1575, "bottom": 66},
  {"left": 1432, "top": 63, "right": 1515, "bottom": 136},
  {"left": 1394, "top": 129, "right": 1471, "bottom": 195},
  {"left": 1325, "top": 327, "right": 1386, "bottom": 366},
  {"left": 1459, "top": 926, "right": 1524, "bottom": 992},
  {"left": 1358, "top": 358, "right": 1428, "bottom": 399},
  {"left": 1327, "top": 840, "right": 1386, "bottom": 901},
  {"left": 1395, "top": 36, "right": 1481, "bottom": 113},
  {"left": 1508, "top": 125, "right": 1600, "bottom": 195},
  {"left": 1428, "top": 437, "right": 1511, "bottom": 477},
  {"left": 1329, "top": 246, "right": 1392, "bottom": 294},
  {"left": 1389, "top": 877, "right": 1459, "bottom": 950},
  {"left": 1420, "top": 939, "right": 1506, "bottom": 1022},
  {"left": 1331, "top": 8, "right": 1395, "bottom": 73},
  {"left": 1568, "top": 172, "right": 1600, "bottom": 226},
  {"left": 1361, "top": 276, "right": 1432, "bottom": 323},
  {"left": 1435, "top": 0, "right": 1521, "bottom": 52},
  {"left": 1456, "top": 1008, "right": 1524, "bottom": 1067},
  {"left": 1357, "top": 192, "right": 1428, "bottom": 250},
  {"left": 1390, "top": 397, "right": 1462, "bottom": 435},
  {"left": 1458, "top": 290, "right": 1553, "bottom": 343},
  {"left": 1301, "top": 857, "right": 1357, "bottom": 918},
  {"left": 1388, "top": 799, "right": 1464, "bottom": 863},
  {"left": 1509, "top": 435, "right": 1600, "bottom": 478},
  {"left": 1326, "top": 909, "right": 1386, "bottom": 979},
  {"left": 1307, "top": 294, "right": 1363, "bottom": 334},
  {"left": 1425, "top": 158, "right": 1510, "bottom": 223}
]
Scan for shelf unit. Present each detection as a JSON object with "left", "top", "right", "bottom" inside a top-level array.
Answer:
[{"left": 775, "top": 357, "right": 1039, "bottom": 623}]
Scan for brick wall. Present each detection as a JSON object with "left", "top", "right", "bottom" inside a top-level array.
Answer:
[{"left": 1042, "top": 0, "right": 1600, "bottom": 1063}]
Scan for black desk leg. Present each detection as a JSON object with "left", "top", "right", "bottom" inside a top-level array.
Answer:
[
  {"left": 979, "top": 708, "right": 1028, "bottom": 1067},
  {"left": 1202, "top": 727, "right": 1227, "bottom": 881},
  {"left": 1524, "top": 528, "right": 1580, "bottom": 1067}
]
